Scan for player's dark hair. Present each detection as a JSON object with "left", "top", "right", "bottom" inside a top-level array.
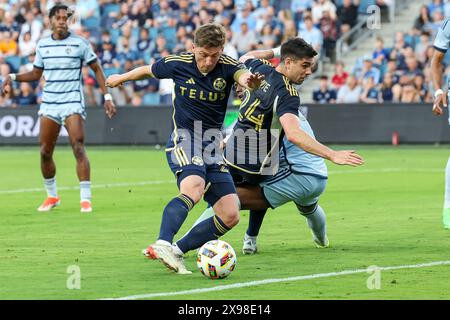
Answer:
[
  {"left": 280, "top": 37, "right": 317, "bottom": 63},
  {"left": 194, "top": 23, "right": 226, "bottom": 48},
  {"left": 49, "top": 4, "right": 72, "bottom": 18}
]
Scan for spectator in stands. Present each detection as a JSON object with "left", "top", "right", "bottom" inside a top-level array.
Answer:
[
  {"left": 230, "top": 4, "right": 257, "bottom": 33},
  {"left": 13, "top": 82, "right": 37, "bottom": 107},
  {"left": 258, "top": 23, "right": 277, "bottom": 50},
  {"left": 337, "top": 75, "right": 362, "bottom": 103},
  {"left": 298, "top": 15, "right": 323, "bottom": 54},
  {"left": 223, "top": 28, "right": 238, "bottom": 59},
  {"left": 414, "top": 5, "right": 432, "bottom": 32},
  {"left": 360, "top": 77, "right": 380, "bottom": 103},
  {"left": 311, "top": 0, "right": 337, "bottom": 25},
  {"left": 18, "top": 32, "right": 36, "bottom": 57},
  {"left": 19, "top": 11, "right": 43, "bottom": 43},
  {"left": 253, "top": 0, "right": 273, "bottom": 32},
  {"left": 117, "top": 36, "right": 142, "bottom": 68},
  {"left": 0, "top": 63, "right": 13, "bottom": 107},
  {"left": 414, "top": 74, "right": 431, "bottom": 103},
  {"left": 231, "top": 22, "right": 257, "bottom": 56},
  {"left": 98, "top": 40, "right": 120, "bottom": 70},
  {"left": 415, "top": 31, "right": 431, "bottom": 65},
  {"left": 319, "top": 9, "right": 338, "bottom": 58},
  {"left": 380, "top": 72, "right": 394, "bottom": 102},
  {"left": 337, "top": 0, "right": 359, "bottom": 38},
  {"left": 177, "top": 9, "right": 196, "bottom": 34},
  {"left": 389, "top": 32, "right": 411, "bottom": 70},
  {"left": 372, "top": 37, "right": 390, "bottom": 68},
  {"left": 0, "top": 31, "right": 17, "bottom": 56},
  {"left": 426, "top": 9, "right": 445, "bottom": 38},
  {"left": 281, "top": 19, "right": 297, "bottom": 44},
  {"left": 427, "top": 0, "right": 444, "bottom": 16},
  {"left": 313, "top": 75, "right": 336, "bottom": 103},
  {"left": 355, "top": 55, "right": 381, "bottom": 85},
  {"left": 159, "top": 78, "right": 174, "bottom": 105},
  {"left": 291, "top": 0, "right": 313, "bottom": 27},
  {"left": 150, "top": 34, "right": 169, "bottom": 62},
  {"left": 331, "top": 60, "right": 349, "bottom": 89},
  {"left": 81, "top": 66, "right": 97, "bottom": 107}
]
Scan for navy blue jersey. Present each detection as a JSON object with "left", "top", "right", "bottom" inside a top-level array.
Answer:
[
  {"left": 151, "top": 53, "right": 247, "bottom": 145},
  {"left": 224, "top": 58, "right": 300, "bottom": 176}
]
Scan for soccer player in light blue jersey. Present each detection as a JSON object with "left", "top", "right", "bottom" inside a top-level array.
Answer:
[
  {"left": 1, "top": 4, "right": 116, "bottom": 213},
  {"left": 431, "top": 17, "right": 450, "bottom": 229}
]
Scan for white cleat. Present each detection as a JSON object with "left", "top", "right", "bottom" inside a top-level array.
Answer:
[
  {"left": 37, "top": 197, "right": 61, "bottom": 212},
  {"left": 143, "top": 243, "right": 192, "bottom": 274},
  {"left": 242, "top": 234, "right": 258, "bottom": 255}
]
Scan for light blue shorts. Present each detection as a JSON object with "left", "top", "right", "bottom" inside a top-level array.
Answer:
[
  {"left": 38, "top": 103, "right": 86, "bottom": 126},
  {"left": 260, "top": 167, "right": 327, "bottom": 209}
]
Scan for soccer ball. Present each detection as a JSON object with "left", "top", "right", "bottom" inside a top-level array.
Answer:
[{"left": 197, "top": 240, "right": 237, "bottom": 279}]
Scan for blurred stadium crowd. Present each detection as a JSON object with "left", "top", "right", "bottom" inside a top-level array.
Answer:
[
  {"left": 0, "top": 0, "right": 447, "bottom": 107},
  {"left": 314, "top": 0, "right": 450, "bottom": 104}
]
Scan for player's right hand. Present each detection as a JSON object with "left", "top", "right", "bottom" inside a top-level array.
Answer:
[
  {"left": 433, "top": 91, "right": 448, "bottom": 116},
  {"left": 105, "top": 74, "right": 123, "bottom": 88},
  {"left": 330, "top": 150, "right": 364, "bottom": 167}
]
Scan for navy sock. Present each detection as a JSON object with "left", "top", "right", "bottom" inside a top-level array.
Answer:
[
  {"left": 158, "top": 194, "right": 194, "bottom": 243},
  {"left": 176, "top": 215, "right": 231, "bottom": 253},
  {"left": 246, "top": 209, "right": 267, "bottom": 237}
]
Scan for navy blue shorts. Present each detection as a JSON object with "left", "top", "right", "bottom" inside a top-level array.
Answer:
[{"left": 165, "top": 144, "right": 236, "bottom": 207}]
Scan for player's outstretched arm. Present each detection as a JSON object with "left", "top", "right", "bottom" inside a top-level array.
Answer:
[
  {"left": 280, "top": 113, "right": 364, "bottom": 167},
  {"left": 89, "top": 60, "right": 116, "bottom": 118},
  {"left": 431, "top": 49, "right": 447, "bottom": 115},
  {"left": 242, "top": 47, "right": 278, "bottom": 61},
  {"left": 105, "top": 65, "right": 154, "bottom": 88},
  {"left": 1, "top": 67, "right": 43, "bottom": 97}
]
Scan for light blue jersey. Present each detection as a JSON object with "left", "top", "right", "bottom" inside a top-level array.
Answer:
[
  {"left": 34, "top": 33, "right": 97, "bottom": 124},
  {"left": 279, "top": 111, "right": 328, "bottom": 179},
  {"left": 433, "top": 17, "right": 450, "bottom": 125}
]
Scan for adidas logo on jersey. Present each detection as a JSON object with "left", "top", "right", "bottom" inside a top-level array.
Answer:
[{"left": 186, "top": 78, "right": 196, "bottom": 84}]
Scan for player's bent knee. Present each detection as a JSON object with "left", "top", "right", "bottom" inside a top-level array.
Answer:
[
  {"left": 219, "top": 209, "right": 240, "bottom": 228},
  {"left": 296, "top": 202, "right": 318, "bottom": 215}
]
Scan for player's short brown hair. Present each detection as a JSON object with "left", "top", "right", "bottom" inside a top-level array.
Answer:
[{"left": 194, "top": 23, "right": 226, "bottom": 48}]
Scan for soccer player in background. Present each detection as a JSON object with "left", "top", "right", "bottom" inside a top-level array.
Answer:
[
  {"left": 1, "top": 4, "right": 116, "bottom": 213},
  {"left": 188, "top": 39, "right": 364, "bottom": 254},
  {"left": 105, "top": 23, "right": 263, "bottom": 274},
  {"left": 431, "top": 17, "right": 450, "bottom": 229}
]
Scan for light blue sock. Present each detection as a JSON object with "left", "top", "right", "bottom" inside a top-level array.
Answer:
[
  {"left": 300, "top": 205, "right": 327, "bottom": 243},
  {"left": 80, "top": 181, "right": 91, "bottom": 202}
]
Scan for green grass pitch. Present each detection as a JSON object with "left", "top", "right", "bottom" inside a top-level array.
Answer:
[{"left": 0, "top": 145, "right": 449, "bottom": 300}]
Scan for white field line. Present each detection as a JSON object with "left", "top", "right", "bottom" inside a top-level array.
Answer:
[
  {"left": 102, "top": 260, "right": 450, "bottom": 300},
  {"left": 0, "top": 180, "right": 173, "bottom": 195},
  {"left": 0, "top": 168, "right": 444, "bottom": 195}
]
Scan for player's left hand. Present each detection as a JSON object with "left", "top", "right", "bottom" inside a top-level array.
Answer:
[
  {"left": 104, "top": 100, "right": 116, "bottom": 119},
  {"left": 330, "top": 150, "right": 364, "bottom": 167},
  {"left": 432, "top": 91, "right": 447, "bottom": 115},
  {"left": 246, "top": 72, "right": 264, "bottom": 91}
]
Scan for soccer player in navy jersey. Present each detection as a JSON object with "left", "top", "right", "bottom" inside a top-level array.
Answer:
[
  {"left": 106, "top": 23, "right": 263, "bottom": 274},
  {"left": 189, "top": 38, "right": 364, "bottom": 255},
  {"left": 1, "top": 4, "right": 116, "bottom": 213}
]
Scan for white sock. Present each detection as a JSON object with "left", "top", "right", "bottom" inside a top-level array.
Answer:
[
  {"left": 44, "top": 177, "right": 57, "bottom": 198},
  {"left": 80, "top": 181, "right": 91, "bottom": 202},
  {"left": 444, "top": 157, "right": 450, "bottom": 209},
  {"left": 156, "top": 239, "right": 171, "bottom": 246},
  {"left": 172, "top": 244, "right": 184, "bottom": 256}
]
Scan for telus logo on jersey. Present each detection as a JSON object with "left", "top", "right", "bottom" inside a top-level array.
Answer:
[{"left": 178, "top": 77, "right": 228, "bottom": 102}]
